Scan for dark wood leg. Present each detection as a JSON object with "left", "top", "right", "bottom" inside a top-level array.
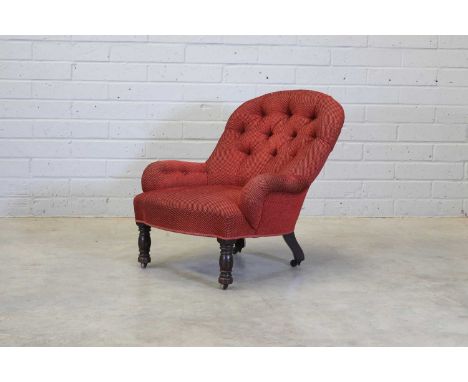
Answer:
[
  {"left": 233, "top": 238, "right": 245, "bottom": 254},
  {"left": 217, "top": 239, "right": 236, "bottom": 289},
  {"left": 137, "top": 223, "right": 151, "bottom": 268},
  {"left": 283, "top": 232, "right": 305, "bottom": 267}
]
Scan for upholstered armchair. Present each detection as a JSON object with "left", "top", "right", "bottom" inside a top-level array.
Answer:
[{"left": 134, "top": 90, "right": 344, "bottom": 289}]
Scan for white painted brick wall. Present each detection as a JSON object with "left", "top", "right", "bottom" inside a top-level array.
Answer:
[{"left": 0, "top": 35, "right": 467, "bottom": 217}]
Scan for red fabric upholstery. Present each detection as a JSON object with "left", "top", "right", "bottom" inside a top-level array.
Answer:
[
  {"left": 142, "top": 160, "right": 207, "bottom": 192},
  {"left": 134, "top": 185, "right": 254, "bottom": 238},
  {"left": 239, "top": 173, "right": 309, "bottom": 229},
  {"left": 134, "top": 90, "right": 345, "bottom": 239}
]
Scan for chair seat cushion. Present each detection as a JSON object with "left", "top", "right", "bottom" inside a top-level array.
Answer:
[{"left": 134, "top": 185, "right": 255, "bottom": 239}]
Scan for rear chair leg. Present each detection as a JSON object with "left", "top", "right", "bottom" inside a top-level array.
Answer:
[
  {"left": 283, "top": 232, "right": 305, "bottom": 267},
  {"left": 233, "top": 238, "right": 245, "bottom": 254},
  {"left": 137, "top": 223, "right": 151, "bottom": 268},
  {"left": 217, "top": 239, "right": 236, "bottom": 289}
]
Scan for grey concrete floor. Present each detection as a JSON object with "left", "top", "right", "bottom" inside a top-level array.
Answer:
[{"left": 0, "top": 217, "right": 467, "bottom": 346}]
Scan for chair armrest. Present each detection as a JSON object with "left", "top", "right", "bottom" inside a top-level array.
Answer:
[
  {"left": 142, "top": 160, "right": 208, "bottom": 192},
  {"left": 239, "top": 173, "right": 309, "bottom": 229}
]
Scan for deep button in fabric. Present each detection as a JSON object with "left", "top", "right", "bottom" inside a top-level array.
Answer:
[
  {"left": 291, "top": 131, "right": 298, "bottom": 138},
  {"left": 271, "top": 149, "right": 278, "bottom": 157}
]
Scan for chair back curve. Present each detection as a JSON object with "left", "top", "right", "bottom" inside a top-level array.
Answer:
[{"left": 206, "top": 90, "right": 345, "bottom": 186}]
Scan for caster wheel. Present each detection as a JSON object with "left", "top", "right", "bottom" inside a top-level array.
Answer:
[
  {"left": 140, "top": 262, "right": 147, "bottom": 269},
  {"left": 222, "top": 284, "right": 229, "bottom": 290},
  {"left": 290, "top": 259, "right": 302, "bottom": 267}
]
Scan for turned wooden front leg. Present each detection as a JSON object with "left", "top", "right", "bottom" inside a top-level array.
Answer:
[
  {"left": 217, "top": 239, "right": 235, "bottom": 289},
  {"left": 137, "top": 223, "right": 151, "bottom": 268}
]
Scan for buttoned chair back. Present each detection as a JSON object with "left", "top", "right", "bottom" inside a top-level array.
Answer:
[{"left": 206, "top": 90, "right": 344, "bottom": 187}]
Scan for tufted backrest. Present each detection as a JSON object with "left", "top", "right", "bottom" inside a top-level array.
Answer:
[{"left": 206, "top": 90, "right": 345, "bottom": 186}]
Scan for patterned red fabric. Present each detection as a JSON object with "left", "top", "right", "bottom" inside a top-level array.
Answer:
[
  {"left": 134, "top": 90, "right": 345, "bottom": 239},
  {"left": 141, "top": 161, "right": 207, "bottom": 192}
]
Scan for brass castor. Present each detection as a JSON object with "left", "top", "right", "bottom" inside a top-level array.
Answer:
[
  {"left": 221, "top": 284, "right": 229, "bottom": 290},
  {"left": 140, "top": 262, "right": 148, "bottom": 269}
]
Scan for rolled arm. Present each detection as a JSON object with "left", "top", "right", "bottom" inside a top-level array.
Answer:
[
  {"left": 142, "top": 160, "right": 208, "bottom": 192},
  {"left": 239, "top": 173, "right": 309, "bottom": 229}
]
